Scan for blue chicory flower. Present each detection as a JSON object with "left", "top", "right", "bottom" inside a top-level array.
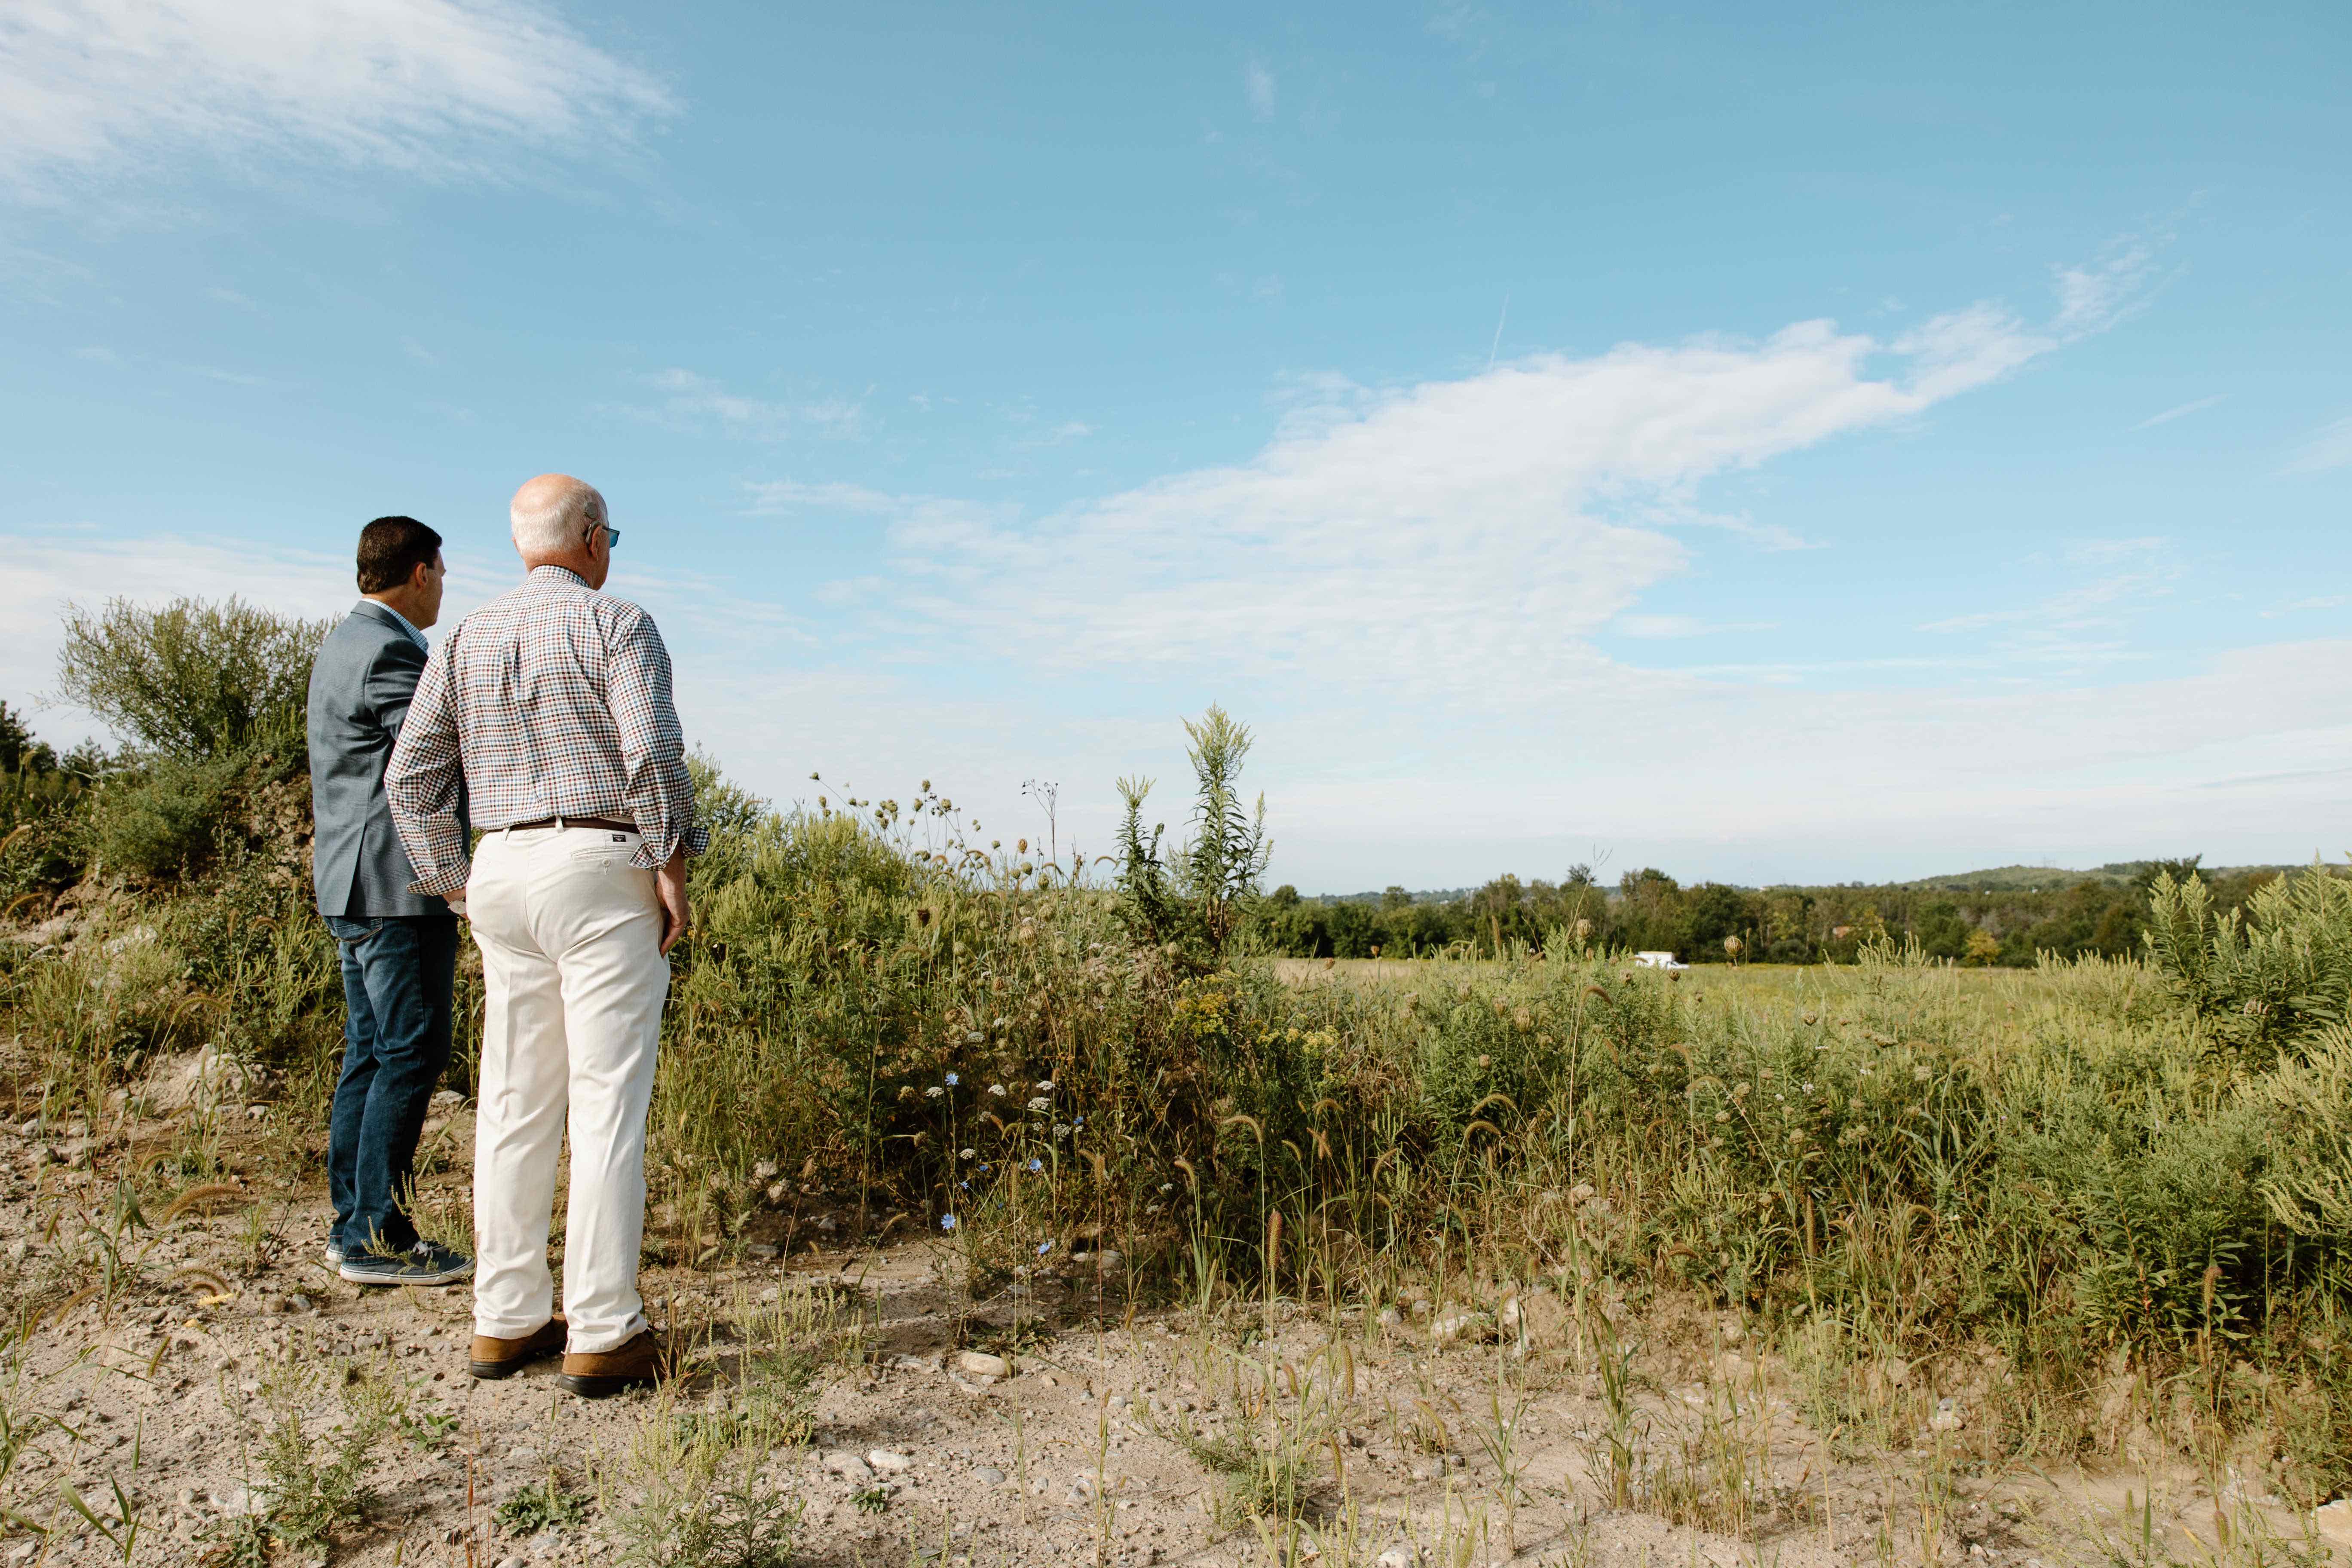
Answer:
[
  {"left": 1027, "top": 1158, "right": 1044, "bottom": 1173},
  {"left": 946, "top": 1072, "right": 960, "bottom": 1086},
  {"left": 940, "top": 1214, "right": 958, "bottom": 1231},
  {"left": 1037, "top": 1240, "right": 1053, "bottom": 1255}
]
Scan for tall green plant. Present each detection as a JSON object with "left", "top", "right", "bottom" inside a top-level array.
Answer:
[
  {"left": 2144, "top": 863, "right": 2352, "bottom": 1052},
  {"left": 55, "top": 597, "right": 330, "bottom": 759},
  {"left": 1114, "top": 705, "right": 1270, "bottom": 964}
]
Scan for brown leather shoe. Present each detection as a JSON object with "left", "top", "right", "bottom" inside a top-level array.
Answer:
[
  {"left": 557, "top": 1329, "right": 669, "bottom": 1399},
  {"left": 469, "top": 1316, "right": 567, "bottom": 1380}
]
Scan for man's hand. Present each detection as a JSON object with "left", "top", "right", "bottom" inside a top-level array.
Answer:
[{"left": 656, "top": 849, "right": 690, "bottom": 956}]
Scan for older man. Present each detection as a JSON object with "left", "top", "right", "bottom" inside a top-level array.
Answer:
[{"left": 386, "top": 475, "right": 703, "bottom": 1396}]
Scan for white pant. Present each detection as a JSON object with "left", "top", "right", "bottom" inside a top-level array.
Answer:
[{"left": 467, "top": 824, "right": 668, "bottom": 1353}]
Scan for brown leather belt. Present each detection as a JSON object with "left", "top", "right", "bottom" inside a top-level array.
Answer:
[{"left": 499, "top": 815, "right": 638, "bottom": 833}]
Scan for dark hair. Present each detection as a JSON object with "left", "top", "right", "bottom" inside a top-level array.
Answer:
[{"left": 355, "top": 516, "right": 443, "bottom": 595}]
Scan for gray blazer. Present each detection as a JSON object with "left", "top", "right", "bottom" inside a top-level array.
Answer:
[{"left": 307, "top": 601, "right": 461, "bottom": 919}]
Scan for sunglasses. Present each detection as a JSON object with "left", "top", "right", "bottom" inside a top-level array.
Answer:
[{"left": 588, "top": 521, "right": 621, "bottom": 550}]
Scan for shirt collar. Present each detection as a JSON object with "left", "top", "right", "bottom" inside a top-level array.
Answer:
[
  {"left": 358, "top": 598, "right": 429, "bottom": 650},
  {"left": 527, "top": 564, "right": 591, "bottom": 588}
]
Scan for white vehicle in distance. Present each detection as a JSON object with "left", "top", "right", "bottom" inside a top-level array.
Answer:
[{"left": 1632, "top": 951, "right": 1688, "bottom": 971}]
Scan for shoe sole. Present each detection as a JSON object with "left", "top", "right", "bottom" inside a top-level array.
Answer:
[
  {"left": 338, "top": 1262, "right": 475, "bottom": 1287},
  {"left": 556, "top": 1370, "right": 661, "bottom": 1399},
  {"left": 471, "top": 1354, "right": 550, "bottom": 1380}
]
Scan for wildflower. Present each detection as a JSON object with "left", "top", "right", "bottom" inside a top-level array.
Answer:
[
  {"left": 925, "top": 1086, "right": 944, "bottom": 1099},
  {"left": 1027, "top": 1158, "right": 1044, "bottom": 1173},
  {"left": 1072, "top": 1116, "right": 1084, "bottom": 1128},
  {"left": 1158, "top": 1183, "right": 1173, "bottom": 1194},
  {"left": 1026, "top": 1097, "right": 1050, "bottom": 1114},
  {"left": 940, "top": 1214, "right": 958, "bottom": 1231},
  {"left": 960, "top": 1148, "right": 975, "bottom": 1160},
  {"left": 978, "top": 1163, "right": 991, "bottom": 1173},
  {"left": 1052, "top": 1123, "right": 1071, "bottom": 1140},
  {"left": 987, "top": 1083, "right": 1006, "bottom": 1096},
  {"left": 946, "top": 1072, "right": 960, "bottom": 1087},
  {"left": 1036, "top": 1080, "right": 1054, "bottom": 1092},
  {"left": 1037, "top": 1240, "right": 1054, "bottom": 1255},
  {"left": 959, "top": 1179, "right": 969, "bottom": 1190}
]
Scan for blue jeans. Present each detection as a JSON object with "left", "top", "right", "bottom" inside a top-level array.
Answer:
[{"left": 324, "top": 915, "right": 458, "bottom": 1256}]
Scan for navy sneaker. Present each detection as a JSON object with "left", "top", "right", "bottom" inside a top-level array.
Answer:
[{"left": 339, "top": 1240, "right": 473, "bottom": 1288}]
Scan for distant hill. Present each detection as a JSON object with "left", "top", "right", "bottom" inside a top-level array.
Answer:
[
  {"left": 1293, "top": 861, "right": 2324, "bottom": 905},
  {"left": 1886, "top": 862, "right": 2306, "bottom": 894}
]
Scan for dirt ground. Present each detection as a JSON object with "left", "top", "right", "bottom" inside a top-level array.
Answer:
[{"left": 2, "top": 1088, "right": 2345, "bottom": 1568}]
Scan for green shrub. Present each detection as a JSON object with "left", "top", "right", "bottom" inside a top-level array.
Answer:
[
  {"left": 83, "top": 749, "right": 252, "bottom": 879},
  {"left": 2144, "top": 862, "right": 2352, "bottom": 1053},
  {"left": 55, "top": 596, "right": 328, "bottom": 759}
]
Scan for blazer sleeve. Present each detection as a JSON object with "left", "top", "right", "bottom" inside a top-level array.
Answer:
[{"left": 361, "top": 636, "right": 427, "bottom": 745}]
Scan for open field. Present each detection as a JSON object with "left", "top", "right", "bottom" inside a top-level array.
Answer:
[
  {"left": 7, "top": 648, "right": 2352, "bottom": 1565},
  {"left": 5, "top": 871, "right": 2352, "bottom": 1565}
]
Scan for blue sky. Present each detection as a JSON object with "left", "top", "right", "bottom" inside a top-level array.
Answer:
[{"left": 3, "top": 0, "right": 2347, "bottom": 891}]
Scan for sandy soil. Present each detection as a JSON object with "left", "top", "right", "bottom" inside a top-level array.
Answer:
[{"left": 1, "top": 1093, "right": 2341, "bottom": 1568}]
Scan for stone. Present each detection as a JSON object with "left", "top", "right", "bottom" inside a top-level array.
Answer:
[
  {"left": 867, "top": 1449, "right": 912, "bottom": 1474},
  {"left": 1497, "top": 1288, "right": 1567, "bottom": 1351},
  {"left": 972, "top": 1465, "right": 1006, "bottom": 1486},
  {"left": 1430, "top": 1311, "right": 1494, "bottom": 1348},
  {"left": 955, "top": 1350, "right": 1011, "bottom": 1378},
  {"left": 1377, "top": 1546, "right": 1420, "bottom": 1568},
  {"left": 145, "top": 1047, "right": 268, "bottom": 1114},
  {"left": 821, "top": 1451, "right": 873, "bottom": 1484},
  {"left": 2312, "top": 1499, "right": 2352, "bottom": 1543}
]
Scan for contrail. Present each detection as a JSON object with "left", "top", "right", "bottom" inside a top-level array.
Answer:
[{"left": 1487, "top": 293, "right": 1509, "bottom": 369}]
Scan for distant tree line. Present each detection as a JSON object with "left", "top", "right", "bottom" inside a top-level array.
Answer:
[{"left": 1251, "top": 858, "right": 2295, "bottom": 966}]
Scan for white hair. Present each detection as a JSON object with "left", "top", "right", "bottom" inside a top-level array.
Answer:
[{"left": 510, "top": 480, "right": 603, "bottom": 556}]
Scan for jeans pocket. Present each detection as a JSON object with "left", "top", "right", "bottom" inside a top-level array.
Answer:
[{"left": 324, "top": 915, "right": 383, "bottom": 942}]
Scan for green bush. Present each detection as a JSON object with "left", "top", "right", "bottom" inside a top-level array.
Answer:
[
  {"left": 55, "top": 596, "right": 329, "bottom": 759},
  {"left": 82, "top": 749, "right": 251, "bottom": 879},
  {"left": 2144, "top": 862, "right": 2352, "bottom": 1053}
]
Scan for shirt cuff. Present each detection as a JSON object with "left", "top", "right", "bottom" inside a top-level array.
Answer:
[{"left": 409, "top": 864, "right": 471, "bottom": 898}]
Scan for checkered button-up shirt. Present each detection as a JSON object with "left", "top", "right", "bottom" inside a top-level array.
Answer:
[{"left": 386, "top": 566, "right": 707, "bottom": 897}]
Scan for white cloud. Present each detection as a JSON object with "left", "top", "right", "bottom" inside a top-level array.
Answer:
[
  {"left": 1916, "top": 539, "right": 2173, "bottom": 640},
  {"left": 1614, "top": 615, "right": 1779, "bottom": 639},
  {"left": 1244, "top": 57, "right": 1276, "bottom": 121},
  {"left": 2282, "top": 415, "right": 2352, "bottom": 476},
  {"left": 0, "top": 533, "right": 355, "bottom": 740},
  {"left": 2262, "top": 595, "right": 2348, "bottom": 620},
  {"left": 744, "top": 481, "right": 902, "bottom": 515},
  {"left": 0, "top": 0, "right": 672, "bottom": 201},
  {"left": 854, "top": 303, "right": 2065, "bottom": 701},
  {"left": 2052, "top": 241, "right": 2159, "bottom": 338},
  {"left": 623, "top": 370, "right": 865, "bottom": 442},
  {"left": 2133, "top": 393, "right": 2225, "bottom": 430}
]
